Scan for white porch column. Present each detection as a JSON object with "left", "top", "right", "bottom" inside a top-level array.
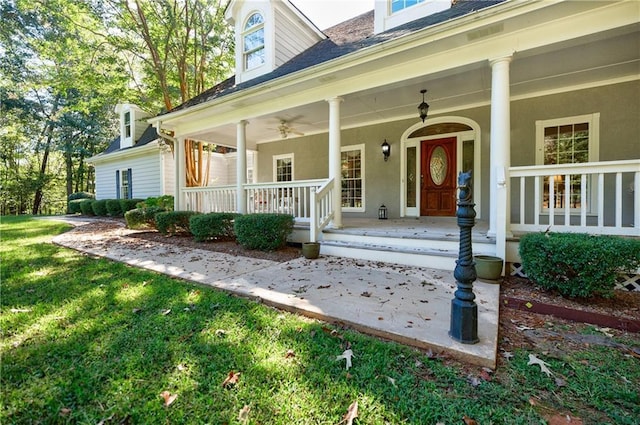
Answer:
[
  {"left": 488, "top": 56, "right": 512, "bottom": 265},
  {"left": 327, "top": 97, "right": 343, "bottom": 229},
  {"left": 174, "top": 137, "right": 186, "bottom": 210},
  {"left": 236, "top": 120, "right": 248, "bottom": 214}
]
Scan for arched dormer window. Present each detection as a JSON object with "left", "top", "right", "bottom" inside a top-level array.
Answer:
[{"left": 243, "top": 13, "right": 265, "bottom": 70}]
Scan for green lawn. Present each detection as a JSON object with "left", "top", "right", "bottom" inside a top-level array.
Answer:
[{"left": 1, "top": 216, "right": 639, "bottom": 424}]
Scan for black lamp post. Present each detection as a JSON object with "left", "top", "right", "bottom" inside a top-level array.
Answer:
[
  {"left": 418, "top": 89, "right": 430, "bottom": 123},
  {"left": 449, "top": 170, "right": 479, "bottom": 344}
]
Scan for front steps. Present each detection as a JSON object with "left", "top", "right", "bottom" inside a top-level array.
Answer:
[{"left": 319, "top": 228, "right": 497, "bottom": 270}]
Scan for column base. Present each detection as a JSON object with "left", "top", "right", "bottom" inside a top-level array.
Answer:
[{"left": 449, "top": 298, "right": 479, "bottom": 344}]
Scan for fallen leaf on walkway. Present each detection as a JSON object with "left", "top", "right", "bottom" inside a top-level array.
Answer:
[
  {"left": 238, "top": 405, "right": 250, "bottom": 423},
  {"left": 528, "top": 353, "right": 554, "bottom": 376},
  {"left": 160, "top": 391, "right": 177, "bottom": 407},
  {"left": 341, "top": 400, "right": 358, "bottom": 425},
  {"left": 360, "top": 291, "right": 371, "bottom": 297},
  {"left": 222, "top": 371, "right": 240, "bottom": 388},
  {"left": 336, "top": 349, "right": 354, "bottom": 370},
  {"left": 317, "top": 285, "right": 331, "bottom": 289}
]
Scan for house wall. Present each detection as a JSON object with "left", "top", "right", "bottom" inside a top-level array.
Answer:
[
  {"left": 161, "top": 150, "right": 175, "bottom": 195},
  {"left": 254, "top": 80, "right": 639, "bottom": 222},
  {"left": 94, "top": 150, "right": 164, "bottom": 200}
]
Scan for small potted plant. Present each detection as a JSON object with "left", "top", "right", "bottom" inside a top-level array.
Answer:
[
  {"left": 474, "top": 255, "right": 503, "bottom": 281},
  {"left": 302, "top": 241, "right": 320, "bottom": 259}
]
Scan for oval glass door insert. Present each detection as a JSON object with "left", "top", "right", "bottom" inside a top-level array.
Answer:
[{"left": 430, "top": 146, "right": 447, "bottom": 186}]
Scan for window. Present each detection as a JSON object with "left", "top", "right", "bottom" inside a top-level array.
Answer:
[
  {"left": 124, "top": 111, "right": 131, "bottom": 138},
  {"left": 341, "top": 145, "right": 364, "bottom": 211},
  {"left": 273, "top": 154, "right": 293, "bottom": 182},
  {"left": 390, "top": 0, "right": 425, "bottom": 13},
  {"left": 536, "top": 114, "right": 599, "bottom": 210},
  {"left": 243, "top": 13, "right": 265, "bottom": 70},
  {"left": 117, "top": 168, "right": 132, "bottom": 199}
]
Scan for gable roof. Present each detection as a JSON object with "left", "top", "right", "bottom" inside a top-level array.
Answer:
[
  {"left": 167, "top": 0, "right": 505, "bottom": 114},
  {"left": 96, "top": 125, "right": 159, "bottom": 157}
]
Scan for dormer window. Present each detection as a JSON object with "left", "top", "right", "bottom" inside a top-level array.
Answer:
[
  {"left": 243, "top": 13, "right": 265, "bottom": 70},
  {"left": 124, "top": 111, "right": 131, "bottom": 138},
  {"left": 391, "top": 0, "right": 426, "bottom": 14}
]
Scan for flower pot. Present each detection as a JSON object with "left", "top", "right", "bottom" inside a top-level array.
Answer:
[
  {"left": 474, "top": 255, "right": 503, "bottom": 281},
  {"left": 302, "top": 242, "right": 320, "bottom": 259}
]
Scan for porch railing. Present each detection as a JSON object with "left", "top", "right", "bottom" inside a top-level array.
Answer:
[
  {"left": 183, "top": 179, "right": 327, "bottom": 221},
  {"left": 509, "top": 159, "right": 640, "bottom": 236},
  {"left": 310, "top": 178, "right": 335, "bottom": 242}
]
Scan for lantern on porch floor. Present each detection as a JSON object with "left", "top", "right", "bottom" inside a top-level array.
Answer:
[{"left": 378, "top": 204, "right": 388, "bottom": 220}]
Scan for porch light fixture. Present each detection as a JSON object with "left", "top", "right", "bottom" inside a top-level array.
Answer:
[
  {"left": 381, "top": 140, "right": 391, "bottom": 161},
  {"left": 378, "top": 204, "right": 388, "bottom": 220},
  {"left": 418, "top": 89, "right": 430, "bottom": 122}
]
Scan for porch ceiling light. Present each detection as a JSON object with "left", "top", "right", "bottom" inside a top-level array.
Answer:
[
  {"left": 381, "top": 140, "right": 391, "bottom": 161},
  {"left": 418, "top": 89, "right": 429, "bottom": 123}
]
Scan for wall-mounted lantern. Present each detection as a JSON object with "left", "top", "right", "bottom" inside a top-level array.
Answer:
[
  {"left": 418, "top": 89, "right": 430, "bottom": 122},
  {"left": 381, "top": 140, "right": 391, "bottom": 161}
]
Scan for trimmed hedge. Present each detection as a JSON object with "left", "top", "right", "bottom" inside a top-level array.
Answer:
[
  {"left": 68, "top": 199, "right": 84, "bottom": 214},
  {"left": 79, "top": 199, "right": 95, "bottom": 216},
  {"left": 120, "top": 198, "right": 144, "bottom": 214},
  {"left": 91, "top": 199, "right": 108, "bottom": 216},
  {"left": 106, "top": 199, "right": 123, "bottom": 217},
  {"left": 519, "top": 232, "right": 640, "bottom": 298},
  {"left": 190, "top": 213, "right": 241, "bottom": 242},
  {"left": 124, "top": 206, "right": 166, "bottom": 230},
  {"left": 140, "top": 195, "right": 174, "bottom": 211},
  {"left": 234, "top": 213, "right": 294, "bottom": 251},
  {"left": 155, "top": 210, "right": 200, "bottom": 236},
  {"left": 68, "top": 192, "right": 95, "bottom": 202}
]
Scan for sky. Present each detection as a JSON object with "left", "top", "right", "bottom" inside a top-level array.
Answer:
[{"left": 291, "top": 0, "right": 375, "bottom": 29}]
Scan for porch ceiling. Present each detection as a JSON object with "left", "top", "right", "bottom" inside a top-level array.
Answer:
[{"left": 181, "top": 20, "right": 638, "bottom": 150}]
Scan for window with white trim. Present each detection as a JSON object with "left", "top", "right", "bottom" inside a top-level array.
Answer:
[
  {"left": 390, "top": 0, "right": 425, "bottom": 13},
  {"left": 124, "top": 111, "right": 131, "bottom": 138},
  {"left": 536, "top": 113, "right": 599, "bottom": 210},
  {"left": 120, "top": 169, "right": 131, "bottom": 199},
  {"left": 243, "top": 13, "right": 265, "bottom": 71},
  {"left": 341, "top": 145, "right": 364, "bottom": 211},
  {"left": 273, "top": 154, "right": 293, "bottom": 182}
]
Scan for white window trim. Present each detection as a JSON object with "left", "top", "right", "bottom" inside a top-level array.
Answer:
[
  {"left": 535, "top": 113, "right": 600, "bottom": 214},
  {"left": 273, "top": 153, "right": 294, "bottom": 182},
  {"left": 242, "top": 12, "right": 265, "bottom": 71},
  {"left": 341, "top": 144, "right": 365, "bottom": 213}
]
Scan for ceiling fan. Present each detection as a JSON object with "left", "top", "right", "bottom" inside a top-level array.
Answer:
[{"left": 270, "top": 118, "right": 304, "bottom": 139}]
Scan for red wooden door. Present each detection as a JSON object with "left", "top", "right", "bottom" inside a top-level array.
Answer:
[{"left": 420, "top": 137, "right": 457, "bottom": 216}]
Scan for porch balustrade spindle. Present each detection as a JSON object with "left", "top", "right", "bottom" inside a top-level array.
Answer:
[{"left": 449, "top": 170, "right": 479, "bottom": 344}]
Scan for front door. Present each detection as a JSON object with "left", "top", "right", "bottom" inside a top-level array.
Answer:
[{"left": 420, "top": 137, "right": 456, "bottom": 216}]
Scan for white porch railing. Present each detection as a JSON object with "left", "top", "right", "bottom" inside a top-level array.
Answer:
[
  {"left": 509, "top": 159, "right": 640, "bottom": 236},
  {"left": 183, "top": 179, "right": 328, "bottom": 220},
  {"left": 310, "top": 178, "right": 335, "bottom": 242},
  {"left": 184, "top": 185, "right": 237, "bottom": 213},
  {"left": 244, "top": 179, "right": 325, "bottom": 219}
]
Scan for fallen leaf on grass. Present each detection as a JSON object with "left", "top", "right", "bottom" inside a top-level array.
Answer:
[
  {"left": 341, "top": 400, "right": 358, "bottom": 425},
  {"left": 336, "top": 349, "right": 354, "bottom": 370},
  {"left": 222, "top": 371, "right": 240, "bottom": 388},
  {"left": 463, "top": 415, "right": 478, "bottom": 425},
  {"left": 161, "top": 309, "right": 171, "bottom": 316},
  {"left": 546, "top": 414, "right": 583, "bottom": 424},
  {"left": 132, "top": 308, "right": 142, "bottom": 314},
  {"left": 10, "top": 308, "right": 32, "bottom": 313},
  {"left": 386, "top": 376, "right": 397, "bottom": 387},
  {"left": 528, "top": 353, "right": 554, "bottom": 376},
  {"left": 59, "top": 407, "right": 71, "bottom": 417},
  {"left": 285, "top": 349, "right": 296, "bottom": 358},
  {"left": 238, "top": 405, "right": 250, "bottom": 423},
  {"left": 215, "top": 329, "right": 227, "bottom": 337},
  {"left": 160, "top": 391, "right": 177, "bottom": 407}
]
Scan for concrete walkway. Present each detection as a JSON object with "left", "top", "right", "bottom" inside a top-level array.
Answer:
[{"left": 48, "top": 217, "right": 499, "bottom": 368}]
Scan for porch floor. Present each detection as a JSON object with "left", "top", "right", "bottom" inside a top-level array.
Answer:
[
  {"left": 51, "top": 216, "right": 499, "bottom": 369},
  {"left": 321, "top": 216, "right": 493, "bottom": 241}
]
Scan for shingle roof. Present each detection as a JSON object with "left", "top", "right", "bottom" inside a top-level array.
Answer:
[
  {"left": 97, "top": 125, "right": 159, "bottom": 157},
  {"left": 167, "top": 0, "right": 505, "bottom": 114}
]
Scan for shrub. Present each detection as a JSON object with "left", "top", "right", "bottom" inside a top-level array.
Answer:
[
  {"left": 155, "top": 210, "right": 200, "bottom": 236},
  {"left": 67, "top": 192, "right": 95, "bottom": 214},
  {"left": 120, "top": 198, "right": 143, "bottom": 214},
  {"left": 140, "top": 195, "right": 174, "bottom": 211},
  {"left": 234, "top": 213, "right": 294, "bottom": 251},
  {"left": 125, "top": 206, "right": 166, "bottom": 230},
  {"left": 91, "top": 199, "right": 108, "bottom": 216},
  {"left": 68, "top": 199, "right": 84, "bottom": 214},
  {"left": 519, "top": 232, "right": 640, "bottom": 298},
  {"left": 79, "top": 199, "right": 95, "bottom": 216},
  {"left": 105, "top": 199, "right": 123, "bottom": 217},
  {"left": 190, "top": 213, "right": 241, "bottom": 242}
]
